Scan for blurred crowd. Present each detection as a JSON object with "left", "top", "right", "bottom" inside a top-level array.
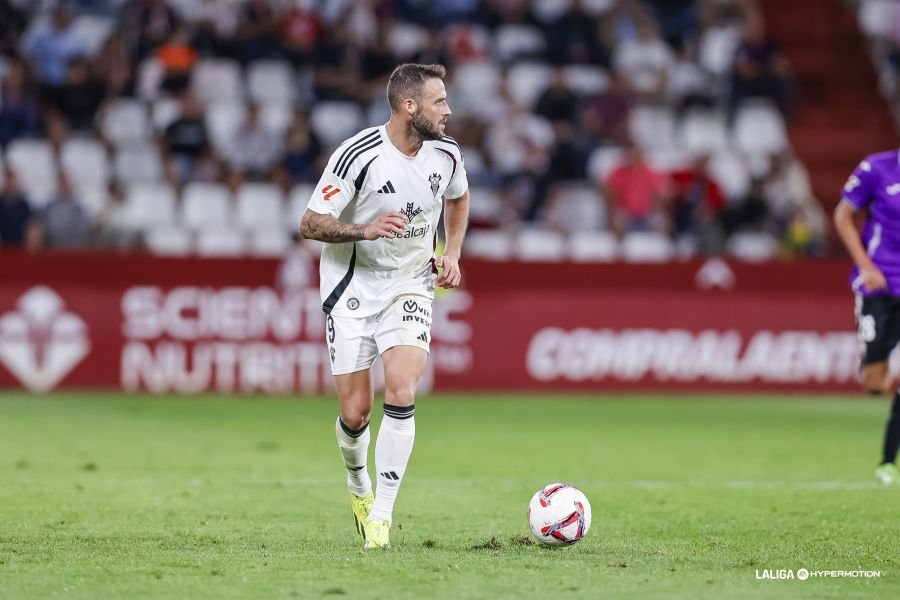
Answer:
[{"left": 0, "top": 0, "right": 824, "bottom": 259}]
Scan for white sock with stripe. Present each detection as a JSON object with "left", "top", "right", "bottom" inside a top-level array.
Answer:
[
  {"left": 335, "top": 417, "right": 371, "bottom": 496},
  {"left": 369, "top": 404, "right": 415, "bottom": 523}
]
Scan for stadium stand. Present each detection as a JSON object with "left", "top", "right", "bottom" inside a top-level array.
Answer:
[{"left": 0, "top": 0, "right": 861, "bottom": 260}]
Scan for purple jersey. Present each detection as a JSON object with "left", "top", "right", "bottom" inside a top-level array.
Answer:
[{"left": 842, "top": 149, "right": 900, "bottom": 296}]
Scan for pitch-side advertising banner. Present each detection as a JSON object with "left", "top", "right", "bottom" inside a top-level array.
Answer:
[{"left": 0, "top": 252, "right": 861, "bottom": 393}]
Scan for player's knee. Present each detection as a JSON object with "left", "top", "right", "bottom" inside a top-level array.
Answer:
[
  {"left": 340, "top": 408, "right": 370, "bottom": 430},
  {"left": 384, "top": 381, "right": 416, "bottom": 407}
]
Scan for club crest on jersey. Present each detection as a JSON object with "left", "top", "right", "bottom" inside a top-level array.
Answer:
[
  {"left": 401, "top": 202, "right": 423, "bottom": 222},
  {"left": 428, "top": 172, "right": 441, "bottom": 197}
]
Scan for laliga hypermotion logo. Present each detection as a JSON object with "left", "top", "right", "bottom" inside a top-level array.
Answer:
[{"left": 0, "top": 286, "right": 90, "bottom": 392}]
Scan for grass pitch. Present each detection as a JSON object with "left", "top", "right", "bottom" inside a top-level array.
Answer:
[{"left": 1, "top": 393, "right": 898, "bottom": 599}]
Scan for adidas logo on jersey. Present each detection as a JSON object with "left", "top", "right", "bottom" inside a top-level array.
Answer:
[
  {"left": 377, "top": 181, "right": 396, "bottom": 194},
  {"left": 417, "top": 331, "right": 428, "bottom": 343}
]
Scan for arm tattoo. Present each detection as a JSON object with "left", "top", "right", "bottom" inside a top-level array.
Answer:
[{"left": 300, "top": 211, "right": 366, "bottom": 243}]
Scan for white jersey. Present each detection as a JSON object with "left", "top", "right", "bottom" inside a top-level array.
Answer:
[{"left": 306, "top": 125, "right": 468, "bottom": 318}]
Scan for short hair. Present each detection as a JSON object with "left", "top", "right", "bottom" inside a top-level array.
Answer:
[{"left": 386, "top": 63, "right": 447, "bottom": 112}]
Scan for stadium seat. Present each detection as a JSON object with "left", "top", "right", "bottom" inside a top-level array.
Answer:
[
  {"left": 495, "top": 24, "right": 547, "bottom": 63},
  {"left": 74, "top": 183, "right": 107, "bottom": 217},
  {"left": 733, "top": 101, "right": 787, "bottom": 157},
  {"left": 192, "top": 59, "right": 244, "bottom": 104},
  {"left": 206, "top": 101, "right": 246, "bottom": 153},
  {"left": 182, "top": 182, "right": 232, "bottom": 229},
  {"left": 102, "top": 99, "right": 151, "bottom": 146},
  {"left": 152, "top": 97, "right": 181, "bottom": 132},
  {"left": 260, "top": 102, "right": 293, "bottom": 138},
  {"left": 514, "top": 228, "right": 566, "bottom": 261},
  {"left": 114, "top": 144, "right": 163, "bottom": 183},
  {"left": 679, "top": 111, "right": 729, "bottom": 156},
  {"left": 507, "top": 62, "right": 553, "bottom": 109},
  {"left": 699, "top": 25, "right": 741, "bottom": 77},
  {"left": 70, "top": 15, "right": 113, "bottom": 55},
  {"left": 452, "top": 61, "right": 501, "bottom": 104},
  {"left": 249, "top": 227, "right": 292, "bottom": 257},
  {"left": 545, "top": 184, "right": 606, "bottom": 232},
  {"left": 310, "top": 102, "right": 364, "bottom": 148},
  {"left": 629, "top": 105, "right": 676, "bottom": 151},
  {"left": 621, "top": 231, "right": 674, "bottom": 262},
  {"left": 288, "top": 184, "right": 315, "bottom": 227},
  {"left": 367, "top": 99, "right": 392, "bottom": 128},
  {"left": 568, "top": 231, "right": 619, "bottom": 262},
  {"left": 388, "top": 22, "right": 427, "bottom": 59},
  {"left": 124, "top": 182, "right": 177, "bottom": 228},
  {"left": 61, "top": 138, "right": 109, "bottom": 187},
  {"left": 586, "top": 146, "right": 624, "bottom": 181},
  {"left": 235, "top": 183, "right": 284, "bottom": 231},
  {"left": 859, "top": 0, "right": 900, "bottom": 38},
  {"left": 195, "top": 226, "right": 246, "bottom": 256},
  {"left": 726, "top": 231, "right": 778, "bottom": 262},
  {"left": 468, "top": 186, "right": 503, "bottom": 227},
  {"left": 463, "top": 230, "right": 513, "bottom": 260},
  {"left": 562, "top": 65, "right": 609, "bottom": 96},
  {"left": 144, "top": 225, "right": 192, "bottom": 256},
  {"left": 708, "top": 150, "right": 751, "bottom": 201},
  {"left": 6, "top": 138, "right": 57, "bottom": 206},
  {"left": 247, "top": 60, "right": 296, "bottom": 104}
]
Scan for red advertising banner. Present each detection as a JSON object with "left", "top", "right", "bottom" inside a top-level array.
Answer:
[{"left": 0, "top": 251, "right": 861, "bottom": 393}]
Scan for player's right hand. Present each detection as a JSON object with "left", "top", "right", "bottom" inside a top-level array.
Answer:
[
  {"left": 861, "top": 264, "right": 888, "bottom": 291},
  {"left": 363, "top": 212, "right": 408, "bottom": 240}
]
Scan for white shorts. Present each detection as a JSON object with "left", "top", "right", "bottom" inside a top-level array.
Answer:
[{"left": 325, "top": 294, "right": 432, "bottom": 375}]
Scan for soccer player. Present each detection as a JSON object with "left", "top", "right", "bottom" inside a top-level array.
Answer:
[
  {"left": 299, "top": 64, "right": 469, "bottom": 547},
  {"left": 834, "top": 150, "right": 900, "bottom": 485}
]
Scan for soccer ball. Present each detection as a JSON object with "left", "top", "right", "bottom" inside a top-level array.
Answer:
[{"left": 527, "top": 483, "right": 591, "bottom": 546}]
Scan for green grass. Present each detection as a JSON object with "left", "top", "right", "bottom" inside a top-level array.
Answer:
[{"left": 1, "top": 393, "right": 898, "bottom": 599}]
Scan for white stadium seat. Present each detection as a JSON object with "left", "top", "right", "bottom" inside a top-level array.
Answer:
[
  {"left": 568, "top": 231, "right": 619, "bottom": 262},
  {"left": 699, "top": 25, "right": 741, "bottom": 77},
  {"left": 709, "top": 150, "right": 751, "bottom": 201},
  {"left": 192, "top": 59, "right": 244, "bottom": 104},
  {"left": 389, "top": 23, "right": 427, "bottom": 58},
  {"left": 182, "top": 182, "right": 232, "bottom": 229},
  {"left": 70, "top": 15, "right": 113, "bottom": 55},
  {"left": 145, "top": 225, "right": 192, "bottom": 256},
  {"left": 495, "top": 24, "right": 547, "bottom": 63},
  {"left": 288, "top": 184, "right": 315, "bottom": 227},
  {"left": 507, "top": 62, "right": 553, "bottom": 108},
  {"left": 733, "top": 101, "right": 787, "bottom": 156},
  {"left": 452, "top": 61, "right": 501, "bottom": 102},
  {"left": 74, "top": 184, "right": 107, "bottom": 217},
  {"left": 114, "top": 144, "right": 163, "bottom": 183},
  {"left": 124, "top": 182, "right": 177, "bottom": 228},
  {"left": 260, "top": 102, "right": 293, "bottom": 138},
  {"left": 152, "top": 97, "right": 181, "bottom": 132},
  {"left": 514, "top": 228, "right": 566, "bottom": 261},
  {"left": 727, "top": 231, "right": 778, "bottom": 262},
  {"left": 562, "top": 64, "right": 609, "bottom": 96},
  {"left": 587, "top": 146, "right": 624, "bottom": 181},
  {"left": 463, "top": 230, "right": 513, "bottom": 260},
  {"left": 235, "top": 183, "right": 284, "bottom": 230},
  {"left": 468, "top": 186, "right": 503, "bottom": 227},
  {"left": 61, "top": 138, "right": 109, "bottom": 186},
  {"left": 247, "top": 60, "right": 295, "bottom": 104},
  {"left": 102, "top": 99, "right": 151, "bottom": 146},
  {"left": 195, "top": 226, "right": 246, "bottom": 256},
  {"left": 546, "top": 185, "right": 606, "bottom": 232},
  {"left": 629, "top": 105, "right": 676, "bottom": 151},
  {"left": 249, "top": 227, "right": 292, "bottom": 257},
  {"left": 206, "top": 101, "right": 246, "bottom": 152},
  {"left": 6, "top": 138, "right": 57, "bottom": 206},
  {"left": 621, "top": 231, "right": 674, "bottom": 263},
  {"left": 310, "top": 102, "right": 363, "bottom": 148},
  {"left": 859, "top": 0, "right": 900, "bottom": 38},
  {"left": 679, "top": 111, "right": 729, "bottom": 156}
]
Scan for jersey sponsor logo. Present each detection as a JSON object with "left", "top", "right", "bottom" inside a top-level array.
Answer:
[
  {"left": 844, "top": 175, "right": 860, "bottom": 193},
  {"left": 428, "top": 172, "right": 442, "bottom": 197},
  {"left": 0, "top": 286, "right": 90, "bottom": 392},
  {"left": 347, "top": 298, "right": 360, "bottom": 310},
  {"left": 321, "top": 184, "right": 341, "bottom": 201},
  {"left": 400, "top": 202, "right": 423, "bottom": 222},
  {"left": 887, "top": 184, "right": 900, "bottom": 195},
  {"left": 403, "top": 300, "right": 418, "bottom": 313}
]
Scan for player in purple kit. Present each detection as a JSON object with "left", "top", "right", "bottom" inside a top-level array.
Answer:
[{"left": 834, "top": 149, "right": 900, "bottom": 485}]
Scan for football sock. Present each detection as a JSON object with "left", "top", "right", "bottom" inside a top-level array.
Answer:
[
  {"left": 881, "top": 391, "right": 900, "bottom": 465},
  {"left": 335, "top": 416, "right": 372, "bottom": 496},
  {"left": 370, "top": 403, "right": 415, "bottom": 522}
]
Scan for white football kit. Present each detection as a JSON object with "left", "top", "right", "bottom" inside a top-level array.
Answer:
[{"left": 306, "top": 125, "right": 468, "bottom": 375}]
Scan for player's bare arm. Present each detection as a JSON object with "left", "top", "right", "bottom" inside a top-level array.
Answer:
[
  {"left": 300, "top": 210, "right": 408, "bottom": 243},
  {"left": 833, "top": 201, "right": 887, "bottom": 291},
  {"left": 435, "top": 190, "right": 469, "bottom": 289}
]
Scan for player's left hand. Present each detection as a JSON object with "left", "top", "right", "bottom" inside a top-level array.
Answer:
[{"left": 435, "top": 254, "right": 461, "bottom": 289}]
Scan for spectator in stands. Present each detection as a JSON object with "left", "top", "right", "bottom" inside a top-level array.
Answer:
[
  {"left": 721, "top": 177, "right": 770, "bottom": 236},
  {"left": 410, "top": 28, "right": 452, "bottom": 67},
  {"left": 602, "top": 142, "right": 671, "bottom": 235},
  {"left": 34, "top": 174, "right": 92, "bottom": 249},
  {"left": 534, "top": 68, "right": 579, "bottom": 125},
  {"left": 526, "top": 120, "right": 586, "bottom": 222},
  {"left": 762, "top": 150, "right": 826, "bottom": 253},
  {"left": 181, "top": 0, "right": 238, "bottom": 59},
  {"left": 276, "top": 109, "right": 322, "bottom": 188},
  {"left": 223, "top": 103, "right": 283, "bottom": 187},
  {"left": 44, "top": 56, "right": 108, "bottom": 146},
  {"left": 21, "top": 6, "right": 87, "bottom": 96},
  {"left": 234, "top": 0, "right": 281, "bottom": 64},
  {"left": 93, "top": 181, "right": 141, "bottom": 251},
  {"left": 360, "top": 27, "right": 399, "bottom": 97},
  {"left": 93, "top": 33, "right": 136, "bottom": 98},
  {"left": 0, "top": 169, "right": 34, "bottom": 248},
  {"left": 545, "top": 0, "right": 611, "bottom": 68},
  {"left": 642, "top": 0, "right": 699, "bottom": 47},
  {"left": 729, "top": 12, "right": 790, "bottom": 118},
  {"left": 0, "top": 59, "right": 41, "bottom": 148},
  {"left": 0, "top": 0, "right": 27, "bottom": 57},
  {"left": 613, "top": 12, "right": 674, "bottom": 101},
  {"left": 313, "top": 19, "right": 363, "bottom": 102},
  {"left": 160, "top": 93, "right": 212, "bottom": 186},
  {"left": 277, "top": 0, "right": 322, "bottom": 67},
  {"left": 118, "top": 0, "right": 181, "bottom": 61},
  {"left": 581, "top": 72, "right": 635, "bottom": 145},
  {"left": 669, "top": 154, "right": 726, "bottom": 252},
  {"left": 155, "top": 29, "right": 199, "bottom": 95},
  {"left": 669, "top": 39, "right": 716, "bottom": 116}
]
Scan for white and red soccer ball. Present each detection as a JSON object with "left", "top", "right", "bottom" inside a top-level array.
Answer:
[{"left": 527, "top": 483, "right": 592, "bottom": 546}]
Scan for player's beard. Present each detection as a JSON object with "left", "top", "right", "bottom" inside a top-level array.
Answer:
[{"left": 409, "top": 109, "right": 444, "bottom": 143}]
